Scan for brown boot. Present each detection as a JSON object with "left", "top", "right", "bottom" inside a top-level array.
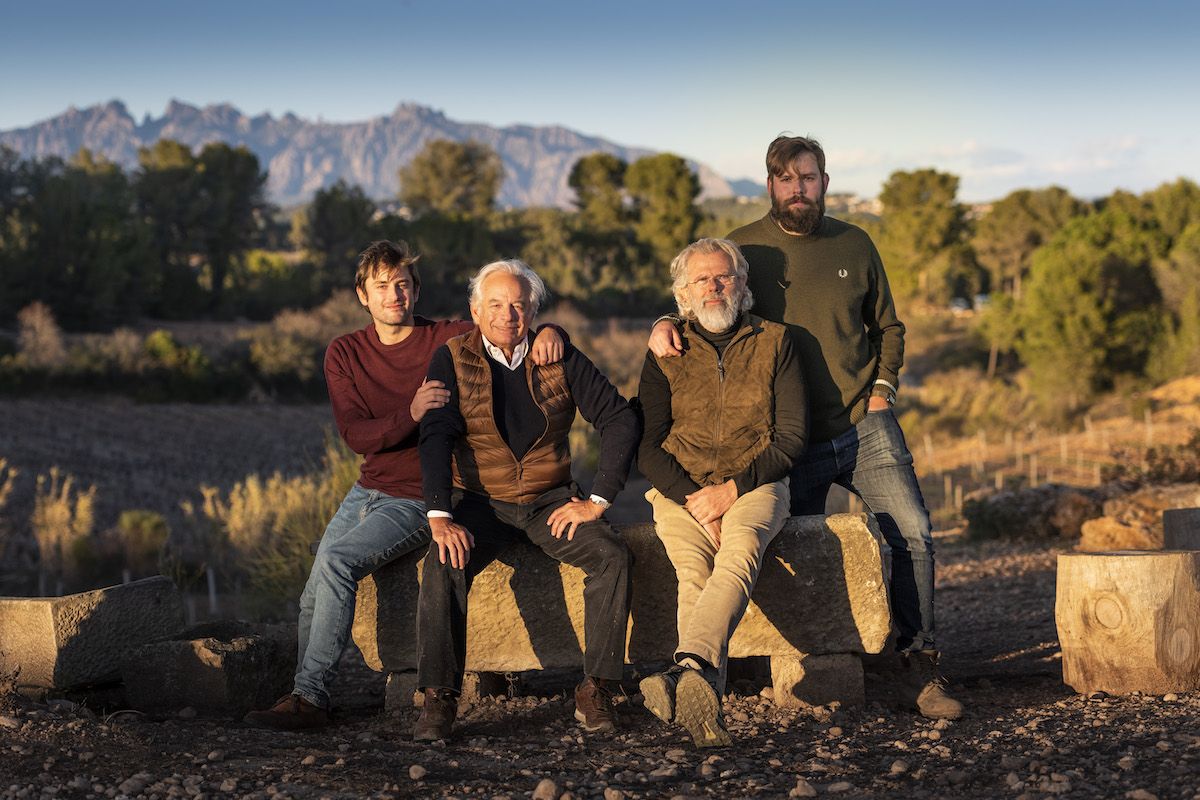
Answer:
[
  {"left": 574, "top": 676, "right": 618, "bottom": 733},
  {"left": 413, "top": 689, "right": 458, "bottom": 742},
  {"left": 900, "top": 651, "right": 963, "bottom": 720},
  {"left": 243, "top": 693, "right": 330, "bottom": 730}
]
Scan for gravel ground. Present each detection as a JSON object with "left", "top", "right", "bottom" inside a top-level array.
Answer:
[{"left": 4, "top": 534, "right": 1199, "bottom": 800}]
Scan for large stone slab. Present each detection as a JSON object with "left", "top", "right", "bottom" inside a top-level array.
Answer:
[
  {"left": 353, "top": 514, "right": 891, "bottom": 674},
  {"left": 120, "top": 621, "right": 294, "bottom": 716},
  {"left": 0, "top": 576, "right": 185, "bottom": 689},
  {"left": 771, "top": 653, "right": 865, "bottom": 707},
  {"left": 1164, "top": 508, "right": 1200, "bottom": 549}
]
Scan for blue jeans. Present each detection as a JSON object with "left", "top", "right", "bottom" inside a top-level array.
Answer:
[
  {"left": 294, "top": 483, "right": 430, "bottom": 709},
  {"left": 790, "top": 409, "right": 936, "bottom": 653}
]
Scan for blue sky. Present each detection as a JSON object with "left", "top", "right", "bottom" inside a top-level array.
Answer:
[{"left": 2, "top": 0, "right": 1198, "bottom": 201}]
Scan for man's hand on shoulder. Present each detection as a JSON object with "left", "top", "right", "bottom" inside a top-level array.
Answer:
[
  {"left": 530, "top": 325, "right": 565, "bottom": 365},
  {"left": 546, "top": 497, "right": 604, "bottom": 541},
  {"left": 411, "top": 378, "right": 450, "bottom": 422},
  {"left": 649, "top": 319, "right": 683, "bottom": 358},
  {"left": 430, "top": 516, "right": 474, "bottom": 569},
  {"left": 685, "top": 480, "right": 737, "bottom": 525}
]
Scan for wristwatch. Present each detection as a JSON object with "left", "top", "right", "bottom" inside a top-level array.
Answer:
[{"left": 588, "top": 494, "right": 612, "bottom": 510}]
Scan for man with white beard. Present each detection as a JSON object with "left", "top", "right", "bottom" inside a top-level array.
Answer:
[{"left": 636, "top": 238, "right": 807, "bottom": 747}]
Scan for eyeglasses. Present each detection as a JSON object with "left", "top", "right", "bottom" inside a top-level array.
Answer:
[{"left": 684, "top": 273, "right": 741, "bottom": 289}]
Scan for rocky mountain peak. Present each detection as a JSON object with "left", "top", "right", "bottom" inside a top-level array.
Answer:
[{"left": 0, "top": 99, "right": 734, "bottom": 208}]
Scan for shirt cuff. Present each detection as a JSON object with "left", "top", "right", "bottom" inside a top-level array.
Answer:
[
  {"left": 427, "top": 510, "right": 453, "bottom": 520},
  {"left": 873, "top": 378, "right": 898, "bottom": 394}
]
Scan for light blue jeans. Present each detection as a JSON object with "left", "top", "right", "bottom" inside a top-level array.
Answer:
[
  {"left": 294, "top": 483, "right": 430, "bottom": 709},
  {"left": 789, "top": 409, "right": 936, "bottom": 653}
]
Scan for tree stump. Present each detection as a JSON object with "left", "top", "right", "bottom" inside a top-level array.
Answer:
[{"left": 1056, "top": 551, "right": 1200, "bottom": 694}]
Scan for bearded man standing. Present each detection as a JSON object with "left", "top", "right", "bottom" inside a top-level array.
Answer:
[
  {"left": 651, "top": 136, "right": 962, "bottom": 719},
  {"left": 638, "top": 238, "right": 807, "bottom": 747}
]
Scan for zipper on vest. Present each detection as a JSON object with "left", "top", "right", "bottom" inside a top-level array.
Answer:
[{"left": 710, "top": 351, "right": 726, "bottom": 478}]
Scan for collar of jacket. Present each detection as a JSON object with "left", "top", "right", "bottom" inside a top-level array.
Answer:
[{"left": 681, "top": 314, "right": 765, "bottom": 352}]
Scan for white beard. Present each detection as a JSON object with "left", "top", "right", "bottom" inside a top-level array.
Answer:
[{"left": 694, "top": 300, "right": 738, "bottom": 333}]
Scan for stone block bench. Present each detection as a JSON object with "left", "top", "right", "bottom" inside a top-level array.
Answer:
[
  {"left": 120, "top": 621, "right": 296, "bottom": 716},
  {"left": 351, "top": 513, "right": 891, "bottom": 709},
  {"left": 0, "top": 576, "right": 185, "bottom": 689}
]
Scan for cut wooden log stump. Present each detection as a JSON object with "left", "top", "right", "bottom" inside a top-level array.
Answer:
[{"left": 1056, "top": 551, "right": 1200, "bottom": 694}]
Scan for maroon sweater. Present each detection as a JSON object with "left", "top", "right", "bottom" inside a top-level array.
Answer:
[{"left": 325, "top": 316, "right": 473, "bottom": 499}]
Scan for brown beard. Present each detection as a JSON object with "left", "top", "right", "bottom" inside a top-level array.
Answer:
[{"left": 770, "top": 194, "right": 824, "bottom": 236}]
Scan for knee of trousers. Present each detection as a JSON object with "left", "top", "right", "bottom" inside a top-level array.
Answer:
[
  {"left": 418, "top": 547, "right": 460, "bottom": 584},
  {"left": 577, "top": 526, "right": 632, "bottom": 572},
  {"left": 876, "top": 506, "right": 934, "bottom": 550},
  {"left": 712, "top": 550, "right": 764, "bottom": 587},
  {"left": 308, "top": 548, "right": 358, "bottom": 590}
]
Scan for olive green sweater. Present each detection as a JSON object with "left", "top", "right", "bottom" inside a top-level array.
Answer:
[{"left": 728, "top": 214, "right": 905, "bottom": 442}]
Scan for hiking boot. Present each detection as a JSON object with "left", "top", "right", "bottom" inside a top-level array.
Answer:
[
  {"left": 573, "top": 676, "right": 619, "bottom": 733},
  {"left": 243, "top": 693, "right": 330, "bottom": 730},
  {"left": 672, "top": 668, "right": 731, "bottom": 748},
  {"left": 900, "top": 651, "right": 963, "bottom": 720},
  {"left": 413, "top": 688, "right": 458, "bottom": 741}
]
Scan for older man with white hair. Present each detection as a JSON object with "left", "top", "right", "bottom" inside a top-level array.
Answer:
[
  {"left": 412, "top": 259, "right": 639, "bottom": 742},
  {"left": 637, "top": 238, "right": 807, "bottom": 747}
]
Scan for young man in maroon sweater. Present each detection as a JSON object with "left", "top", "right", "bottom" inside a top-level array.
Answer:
[{"left": 245, "top": 241, "right": 563, "bottom": 730}]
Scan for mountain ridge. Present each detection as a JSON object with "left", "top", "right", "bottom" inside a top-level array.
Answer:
[{"left": 0, "top": 99, "right": 737, "bottom": 209}]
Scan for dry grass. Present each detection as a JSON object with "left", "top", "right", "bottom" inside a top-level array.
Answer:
[
  {"left": 31, "top": 467, "right": 96, "bottom": 589},
  {"left": 184, "top": 436, "right": 360, "bottom": 614}
]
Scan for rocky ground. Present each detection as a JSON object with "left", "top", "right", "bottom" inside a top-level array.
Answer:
[{"left": 4, "top": 533, "right": 1199, "bottom": 800}]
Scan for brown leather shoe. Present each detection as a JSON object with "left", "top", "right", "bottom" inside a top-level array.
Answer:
[
  {"left": 243, "top": 693, "right": 330, "bottom": 730},
  {"left": 900, "top": 651, "right": 964, "bottom": 720},
  {"left": 574, "top": 676, "right": 618, "bottom": 733},
  {"left": 413, "top": 689, "right": 458, "bottom": 741}
]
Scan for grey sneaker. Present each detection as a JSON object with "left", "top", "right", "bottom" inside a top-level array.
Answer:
[
  {"left": 901, "top": 651, "right": 963, "bottom": 720},
  {"left": 661, "top": 667, "right": 731, "bottom": 748},
  {"left": 639, "top": 665, "right": 685, "bottom": 724}
]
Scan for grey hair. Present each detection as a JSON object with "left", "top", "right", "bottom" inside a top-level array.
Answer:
[
  {"left": 669, "top": 238, "right": 754, "bottom": 320},
  {"left": 468, "top": 259, "right": 549, "bottom": 316}
]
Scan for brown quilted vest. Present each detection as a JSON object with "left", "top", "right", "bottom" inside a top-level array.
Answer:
[
  {"left": 655, "top": 314, "right": 786, "bottom": 486},
  {"left": 447, "top": 329, "right": 575, "bottom": 503}
]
